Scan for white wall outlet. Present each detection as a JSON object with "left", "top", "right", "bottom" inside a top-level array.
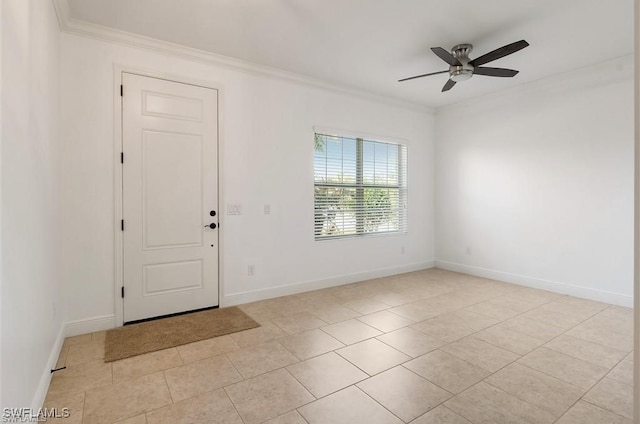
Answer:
[
  {"left": 227, "top": 204, "right": 242, "bottom": 215},
  {"left": 466, "top": 247, "right": 472, "bottom": 255},
  {"left": 264, "top": 204, "right": 271, "bottom": 215},
  {"left": 247, "top": 264, "right": 255, "bottom": 276},
  {"left": 400, "top": 246, "right": 405, "bottom": 254}
]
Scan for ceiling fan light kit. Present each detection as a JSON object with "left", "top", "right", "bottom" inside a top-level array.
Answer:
[
  {"left": 399, "top": 39, "right": 529, "bottom": 92},
  {"left": 449, "top": 44, "right": 474, "bottom": 82}
]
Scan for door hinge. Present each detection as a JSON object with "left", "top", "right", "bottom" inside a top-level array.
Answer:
[
  {"left": 120, "top": 152, "right": 124, "bottom": 164},
  {"left": 120, "top": 84, "right": 123, "bottom": 97},
  {"left": 121, "top": 219, "right": 124, "bottom": 231},
  {"left": 121, "top": 286, "right": 125, "bottom": 298}
]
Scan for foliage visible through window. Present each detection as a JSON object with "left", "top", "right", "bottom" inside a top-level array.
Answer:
[{"left": 314, "top": 133, "right": 407, "bottom": 239}]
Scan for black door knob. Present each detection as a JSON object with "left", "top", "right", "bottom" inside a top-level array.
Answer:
[{"left": 204, "top": 223, "right": 217, "bottom": 229}]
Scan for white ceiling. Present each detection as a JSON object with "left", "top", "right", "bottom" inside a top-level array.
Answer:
[{"left": 65, "top": 0, "right": 633, "bottom": 108}]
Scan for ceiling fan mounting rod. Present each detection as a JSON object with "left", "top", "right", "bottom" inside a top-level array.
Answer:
[{"left": 451, "top": 44, "right": 473, "bottom": 59}]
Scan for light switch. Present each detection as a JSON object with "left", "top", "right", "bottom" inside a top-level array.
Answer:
[{"left": 227, "top": 204, "right": 242, "bottom": 215}]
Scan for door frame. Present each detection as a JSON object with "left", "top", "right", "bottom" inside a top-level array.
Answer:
[{"left": 113, "top": 64, "right": 225, "bottom": 326}]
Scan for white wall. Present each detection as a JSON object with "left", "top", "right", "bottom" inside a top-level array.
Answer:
[
  {"left": 634, "top": 3, "right": 640, "bottom": 417},
  {"left": 435, "top": 56, "right": 634, "bottom": 306},
  {"left": 59, "top": 34, "right": 436, "bottom": 326},
  {"left": 0, "top": 0, "right": 4, "bottom": 411},
  {"left": 1, "top": 0, "right": 64, "bottom": 409}
]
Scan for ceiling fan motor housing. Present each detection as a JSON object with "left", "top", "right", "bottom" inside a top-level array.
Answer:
[{"left": 450, "top": 44, "right": 474, "bottom": 81}]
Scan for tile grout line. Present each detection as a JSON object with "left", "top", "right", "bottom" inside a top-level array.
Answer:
[
  {"left": 160, "top": 369, "right": 175, "bottom": 405},
  {"left": 400, "top": 363, "right": 456, "bottom": 397},
  {"left": 221, "top": 385, "right": 248, "bottom": 424},
  {"left": 280, "top": 364, "right": 319, "bottom": 402},
  {"left": 80, "top": 390, "right": 86, "bottom": 424},
  {"left": 579, "top": 398, "right": 633, "bottom": 422},
  {"left": 355, "top": 384, "right": 411, "bottom": 423},
  {"left": 552, "top": 352, "right": 635, "bottom": 423},
  {"left": 284, "top": 353, "right": 370, "bottom": 401}
]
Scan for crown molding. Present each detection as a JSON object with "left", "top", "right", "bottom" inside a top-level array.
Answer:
[
  {"left": 437, "top": 53, "right": 634, "bottom": 114},
  {"left": 51, "top": 0, "right": 433, "bottom": 115}
]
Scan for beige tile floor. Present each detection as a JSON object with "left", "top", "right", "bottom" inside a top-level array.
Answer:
[{"left": 45, "top": 269, "right": 635, "bottom": 424}]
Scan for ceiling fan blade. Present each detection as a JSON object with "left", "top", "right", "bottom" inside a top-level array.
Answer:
[
  {"left": 431, "top": 47, "right": 462, "bottom": 66},
  {"left": 473, "top": 67, "right": 519, "bottom": 77},
  {"left": 442, "top": 79, "right": 456, "bottom": 92},
  {"left": 398, "top": 70, "right": 449, "bottom": 82},
  {"left": 469, "top": 40, "right": 529, "bottom": 67}
]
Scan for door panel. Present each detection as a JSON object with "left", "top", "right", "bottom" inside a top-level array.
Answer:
[
  {"left": 142, "top": 90, "right": 203, "bottom": 121},
  {"left": 142, "top": 130, "right": 203, "bottom": 249},
  {"left": 122, "top": 73, "right": 219, "bottom": 323},
  {"left": 143, "top": 260, "right": 203, "bottom": 295}
]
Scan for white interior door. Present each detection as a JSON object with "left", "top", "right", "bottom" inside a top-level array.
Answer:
[{"left": 122, "top": 72, "right": 219, "bottom": 323}]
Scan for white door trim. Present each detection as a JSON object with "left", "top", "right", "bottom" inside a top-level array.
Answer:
[{"left": 113, "top": 64, "right": 226, "bottom": 326}]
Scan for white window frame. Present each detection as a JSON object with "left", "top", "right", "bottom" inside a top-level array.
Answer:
[{"left": 313, "top": 128, "right": 408, "bottom": 240}]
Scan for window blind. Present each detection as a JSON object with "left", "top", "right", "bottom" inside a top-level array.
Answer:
[{"left": 314, "top": 133, "right": 407, "bottom": 240}]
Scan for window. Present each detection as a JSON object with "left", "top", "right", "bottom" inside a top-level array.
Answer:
[{"left": 314, "top": 132, "right": 407, "bottom": 240}]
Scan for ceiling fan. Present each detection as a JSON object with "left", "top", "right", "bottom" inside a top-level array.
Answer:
[{"left": 398, "top": 40, "right": 529, "bottom": 92}]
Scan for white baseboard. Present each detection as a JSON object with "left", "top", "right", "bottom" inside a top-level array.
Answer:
[
  {"left": 222, "top": 261, "right": 435, "bottom": 306},
  {"left": 64, "top": 314, "right": 116, "bottom": 337},
  {"left": 31, "top": 324, "right": 65, "bottom": 409},
  {"left": 435, "top": 260, "right": 633, "bottom": 308},
  {"left": 32, "top": 315, "right": 116, "bottom": 409}
]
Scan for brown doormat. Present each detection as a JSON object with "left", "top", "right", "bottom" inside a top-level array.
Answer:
[{"left": 104, "top": 307, "right": 259, "bottom": 362}]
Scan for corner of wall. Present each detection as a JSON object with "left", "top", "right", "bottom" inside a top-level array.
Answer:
[
  {"left": 435, "top": 260, "right": 633, "bottom": 308},
  {"left": 30, "top": 324, "right": 65, "bottom": 409},
  {"left": 633, "top": 1, "right": 640, "bottom": 421},
  {"left": 0, "top": 0, "right": 4, "bottom": 411},
  {"left": 64, "top": 315, "right": 116, "bottom": 338}
]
